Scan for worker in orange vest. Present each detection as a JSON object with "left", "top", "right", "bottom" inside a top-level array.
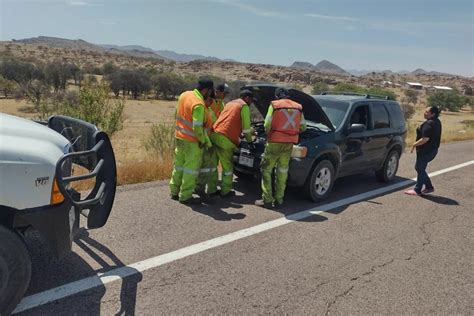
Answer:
[
  {"left": 211, "top": 89, "right": 254, "bottom": 197},
  {"left": 255, "top": 87, "right": 307, "bottom": 208},
  {"left": 196, "top": 83, "right": 231, "bottom": 198},
  {"left": 169, "top": 78, "right": 214, "bottom": 204}
]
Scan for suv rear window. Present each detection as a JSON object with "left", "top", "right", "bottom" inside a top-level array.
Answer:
[
  {"left": 372, "top": 103, "right": 390, "bottom": 129},
  {"left": 385, "top": 101, "right": 406, "bottom": 129}
]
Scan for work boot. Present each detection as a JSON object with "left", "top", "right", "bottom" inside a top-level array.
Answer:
[
  {"left": 179, "top": 197, "right": 201, "bottom": 205},
  {"left": 273, "top": 201, "right": 283, "bottom": 209},
  {"left": 220, "top": 190, "right": 236, "bottom": 198},
  {"left": 255, "top": 199, "right": 273, "bottom": 209},
  {"left": 195, "top": 189, "right": 211, "bottom": 201}
]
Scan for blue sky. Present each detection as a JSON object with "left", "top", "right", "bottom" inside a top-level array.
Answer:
[{"left": 1, "top": 0, "right": 473, "bottom": 76}]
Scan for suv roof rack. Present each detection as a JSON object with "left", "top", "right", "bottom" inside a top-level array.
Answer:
[{"left": 320, "top": 91, "right": 390, "bottom": 100}]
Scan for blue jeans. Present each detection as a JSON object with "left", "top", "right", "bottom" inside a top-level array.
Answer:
[{"left": 414, "top": 149, "right": 438, "bottom": 193}]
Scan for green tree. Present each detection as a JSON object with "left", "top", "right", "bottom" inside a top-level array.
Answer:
[
  {"left": 427, "top": 90, "right": 463, "bottom": 112},
  {"left": 311, "top": 82, "right": 329, "bottom": 95},
  {"left": 102, "top": 62, "right": 118, "bottom": 76},
  {"left": 152, "top": 72, "right": 186, "bottom": 100}
]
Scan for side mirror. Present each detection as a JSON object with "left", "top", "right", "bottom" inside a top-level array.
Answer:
[{"left": 348, "top": 123, "right": 366, "bottom": 134}]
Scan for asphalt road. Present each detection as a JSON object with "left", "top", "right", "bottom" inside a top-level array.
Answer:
[{"left": 17, "top": 140, "right": 474, "bottom": 315}]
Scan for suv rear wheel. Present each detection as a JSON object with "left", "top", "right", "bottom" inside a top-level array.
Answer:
[
  {"left": 376, "top": 150, "right": 399, "bottom": 182},
  {"left": 305, "top": 160, "right": 335, "bottom": 201},
  {"left": 0, "top": 226, "right": 32, "bottom": 315}
]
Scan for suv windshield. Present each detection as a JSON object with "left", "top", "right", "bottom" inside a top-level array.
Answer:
[{"left": 315, "top": 98, "right": 350, "bottom": 128}]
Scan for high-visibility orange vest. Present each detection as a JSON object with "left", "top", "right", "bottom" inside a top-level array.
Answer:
[
  {"left": 268, "top": 99, "right": 303, "bottom": 144},
  {"left": 175, "top": 90, "right": 204, "bottom": 142},
  {"left": 213, "top": 98, "right": 246, "bottom": 146},
  {"left": 211, "top": 99, "right": 224, "bottom": 119}
]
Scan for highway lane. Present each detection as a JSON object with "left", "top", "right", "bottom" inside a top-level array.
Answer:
[{"left": 17, "top": 140, "right": 474, "bottom": 314}]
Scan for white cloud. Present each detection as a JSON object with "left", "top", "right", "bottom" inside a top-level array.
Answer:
[
  {"left": 212, "top": 0, "right": 285, "bottom": 18},
  {"left": 305, "top": 13, "right": 360, "bottom": 22},
  {"left": 68, "top": 0, "right": 102, "bottom": 6}
]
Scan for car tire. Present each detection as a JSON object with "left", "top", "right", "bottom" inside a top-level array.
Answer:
[
  {"left": 375, "top": 150, "right": 399, "bottom": 182},
  {"left": 0, "top": 226, "right": 32, "bottom": 315},
  {"left": 305, "top": 160, "right": 335, "bottom": 202}
]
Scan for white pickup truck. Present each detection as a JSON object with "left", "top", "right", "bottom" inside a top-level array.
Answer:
[{"left": 0, "top": 113, "right": 117, "bottom": 314}]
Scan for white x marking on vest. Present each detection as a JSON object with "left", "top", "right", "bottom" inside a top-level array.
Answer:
[{"left": 282, "top": 109, "right": 298, "bottom": 129}]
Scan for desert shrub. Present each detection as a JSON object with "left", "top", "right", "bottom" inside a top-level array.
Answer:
[
  {"left": 332, "top": 83, "right": 366, "bottom": 94},
  {"left": 428, "top": 90, "right": 463, "bottom": 112},
  {"left": 366, "top": 87, "right": 397, "bottom": 100},
  {"left": 144, "top": 122, "right": 176, "bottom": 159},
  {"left": 311, "top": 82, "right": 329, "bottom": 95},
  {"left": 400, "top": 102, "right": 415, "bottom": 120},
  {"left": 39, "top": 82, "right": 124, "bottom": 136},
  {"left": 0, "top": 76, "right": 16, "bottom": 97},
  {"left": 404, "top": 89, "right": 419, "bottom": 104}
]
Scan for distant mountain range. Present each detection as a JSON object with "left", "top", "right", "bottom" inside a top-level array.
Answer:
[
  {"left": 8, "top": 36, "right": 459, "bottom": 78},
  {"left": 12, "top": 36, "right": 233, "bottom": 63},
  {"left": 100, "top": 44, "right": 235, "bottom": 62}
]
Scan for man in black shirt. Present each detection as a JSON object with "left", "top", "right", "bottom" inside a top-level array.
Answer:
[{"left": 405, "top": 106, "right": 442, "bottom": 196}]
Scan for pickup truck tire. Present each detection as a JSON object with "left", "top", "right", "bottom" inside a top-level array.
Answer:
[
  {"left": 305, "top": 160, "right": 335, "bottom": 202},
  {"left": 0, "top": 226, "right": 32, "bottom": 315},
  {"left": 375, "top": 150, "right": 399, "bottom": 182}
]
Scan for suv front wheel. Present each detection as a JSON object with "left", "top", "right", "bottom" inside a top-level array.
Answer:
[
  {"left": 305, "top": 160, "right": 335, "bottom": 202},
  {"left": 376, "top": 150, "right": 399, "bottom": 182}
]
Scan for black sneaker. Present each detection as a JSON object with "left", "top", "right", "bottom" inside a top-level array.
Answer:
[
  {"left": 179, "top": 197, "right": 201, "bottom": 205},
  {"left": 170, "top": 194, "right": 179, "bottom": 201},
  {"left": 255, "top": 199, "right": 273, "bottom": 209}
]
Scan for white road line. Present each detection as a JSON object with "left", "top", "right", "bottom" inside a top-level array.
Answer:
[{"left": 14, "top": 160, "right": 474, "bottom": 313}]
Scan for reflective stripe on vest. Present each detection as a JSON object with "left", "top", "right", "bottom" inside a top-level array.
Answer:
[
  {"left": 268, "top": 99, "right": 303, "bottom": 144},
  {"left": 213, "top": 98, "right": 246, "bottom": 146},
  {"left": 175, "top": 90, "right": 204, "bottom": 142}
]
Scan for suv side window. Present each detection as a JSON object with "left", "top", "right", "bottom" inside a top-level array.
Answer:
[
  {"left": 372, "top": 103, "right": 390, "bottom": 129},
  {"left": 349, "top": 104, "right": 370, "bottom": 129}
]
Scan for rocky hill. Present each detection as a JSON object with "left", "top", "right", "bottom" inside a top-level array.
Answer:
[
  {"left": 1, "top": 37, "right": 472, "bottom": 91},
  {"left": 291, "top": 60, "right": 350, "bottom": 76}
]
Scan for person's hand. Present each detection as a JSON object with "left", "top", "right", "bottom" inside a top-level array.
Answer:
[{"left": 410, "top": 144, "right": 415, "bottom": 153}]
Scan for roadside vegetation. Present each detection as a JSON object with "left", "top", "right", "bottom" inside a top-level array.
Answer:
[{"left": 1, "top": 55, "right": 473, "bottom": 186}]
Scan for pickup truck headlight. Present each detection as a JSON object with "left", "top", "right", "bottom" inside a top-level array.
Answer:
[{"left": 291, "top": 145, "right": 308, "bottom": 158}]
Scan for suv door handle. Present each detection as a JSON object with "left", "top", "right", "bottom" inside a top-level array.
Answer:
[{"left": 365, "top": 137, "right": 372, "bottom": 142}]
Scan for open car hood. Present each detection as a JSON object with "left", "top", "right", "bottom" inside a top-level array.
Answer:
[{"left": 242, "top": 84, "right": 334, "bottom": 131}]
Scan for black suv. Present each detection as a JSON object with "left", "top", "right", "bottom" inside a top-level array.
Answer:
[{"left": 233, "top": 84, "right": 407, "bottom": 201}]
